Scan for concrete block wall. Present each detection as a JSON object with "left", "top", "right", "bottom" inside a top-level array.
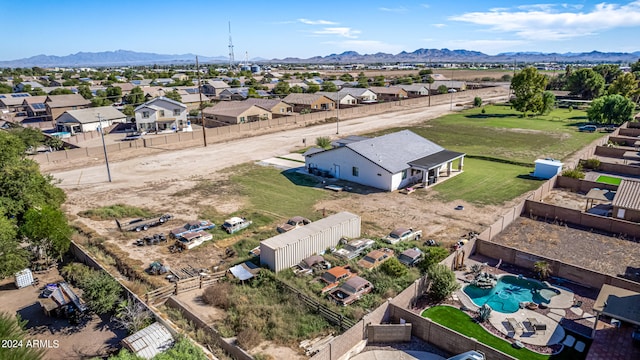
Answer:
[{"left": 367, "top": 324, "right": 411, "bottom": 342}]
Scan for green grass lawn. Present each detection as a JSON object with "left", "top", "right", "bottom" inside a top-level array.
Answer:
[
  {"left": 369, "top": 104, "right": 604, "bottom": 164},
  {"left": 433, "top": 158, "right": 544, "bottom": 205},
  {"left": 595, "top": 175, "right": 622, "bottom": 186}
]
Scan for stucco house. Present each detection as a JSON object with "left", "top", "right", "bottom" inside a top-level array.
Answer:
[
  {"left": 338, "top": 88, "right": 378, "bottom": 103},
  {"left": 282, "top": 93, "right": 335, "bottom": 112},
  {"left": 316, "top": 92, "right": 358, "bottom": 107},
  {"left": 368, "top": 86, "right": 408, "bottom": 102},
  {"left": 244, "top": 98, "right": 293, "bottom": 118},
  {"left": 399, "top": 84, "right": 430, "bottom": 97},
  {"left": 304, "top": 130, "right": 465, "bottom": 191},
  {"left": 134, "top": 97, "right": 188, "bottom": 132},
  {"left": 56, "top": 106, "right": 126, "bottom": 134},
  {"left": 201, "top": 80, "right": 230, "bottom": 97},
  {"left": 45, "top": 94, "right": 92, "bottom": 122},
  {"left": 202, "top": 101, "right": 271, "bottom": 125}
]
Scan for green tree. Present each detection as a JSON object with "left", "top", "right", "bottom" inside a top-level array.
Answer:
[
  {"left": 437, "top": 85, "right": 448, "bottom": 94},
  {"left": 164, "top": 90, "right": 182, "bottom": 102},
  {"left": 0, "top": 83, "right": 12, "bottom": 93},
  {"left": 29, "top": 87, "right": 46, "bottom": 96},
  {"left": 77, "top": 85, "right": 93, "bottom": 100},
  {"left": 315, "top": 136, "right": 331, "bottom": 149},
  {"left": 567, "top": 68, "right": 605, "bottom": 99},
  {"left": 306, "top": 83, "right": 320, "bottom": 93},
  {"left": 587, "top": 94, "right": 636, "bottom": 125},
  {"left": 321, "top": 81, "right": 337, "bottom": 92},
  {"left": 0, "top": 213, "right": 30, "bottom": 278},
  {"left": 9, "top": 127, "right": 44, "bottom": 151},
  {"left": 540, "top": 91, "right": 556, "bottom": 115},
  {"left": 426, "top": 264, "right": 460, "bottom": 301},
  {"left": 154, "top": 336, "right": 207, "bottom": 360},
  {"left": 105, "top": 348, "right": 143, "bottom": 360},
  {"left": 81, "top": 270, "right": 122, "bottom": 314},
  {"left": 592, "top": 64, "right": 622, "bottom": 84},
  {"left": 373, "top": 75, "right": 386, "bottom": 86},
  {"left": 20, "top": 206, "right": 72, "bottom": 262},
  {"left": 122, "top": 105, "right": 135, "bottom": 117},
  {"left": 473, "top": 97, "right": 482, "bottom": 107},
  {"left": 290, "top": 85, "right": 303, "bottom": 93},
  {"left": 339, "top": 73, "right": 354, "bottom": 82},
  {"left": 608, "top": 72, "right": 639, "bottom": 98},
  {"left": 533, "top": 261, "right": 552, "bottom": 280},
  {"left": 106, "top": 86, "right": 123, "bottom": 103},
  {"left": 511, "top": 67, "right": 548, "bottom": 116},
  {"left": 418, "top": 247, "right": 449, "bottom": 274},
  {"left": 0, "top": 312, "right": 45, "bottom": 360},
  {"left": 48, "top": 87, "right": 74, "bottom": 96},
  {"left": 356, "top": 72, "right": 369, "bottom": 88},
  {"left": 380, "top": 257, "right": 408, "bottom": 277},
  {"left": 44, "top": 136, "right": 64, "bottom": 151},
  {"left": 125, "top": 86, "right": 145, "bottom": 105},
  {"left": 228, "top": 79, "right": 241, "bottom": 88},
  {"left": 273, "top": 80, "right": 290, "bottom": 95}
]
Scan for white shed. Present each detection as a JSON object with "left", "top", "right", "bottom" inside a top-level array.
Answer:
[
  {"left": 122, "top": 322, "right": 174, "bottom": 359},
  {"left": 533, "top": 159, "right": 563, "bottom": 179},
  {"left": 260, "top": 212, "right": 361, "bottom": 272}
]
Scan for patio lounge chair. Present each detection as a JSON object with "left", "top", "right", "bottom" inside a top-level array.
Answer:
[
  {"left": 506, "top": 317, "right": 523, "bottom": 334},
  {"left": 527, "top": 318, "right": 546, "bottom": 334}
]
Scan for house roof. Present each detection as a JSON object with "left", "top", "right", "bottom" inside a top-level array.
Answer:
[
  {"left": 368, "top": 86, "right": 406, "bottom": 95},
  {"left": 593, "top": 284, "right": 640, "bottom": 326},
  {"left": 23, "top": 95, "right": 48, "bottom": 104},
  {"left": 345, "top": 130, "right": 445, "bottom": 174},
  {"left": 331, "top": 135, "right": 369, "bottom": 148},
  {"left": 45, "top": 94, "right": 91, "bottom": 108},
  {"left": 180, "top": 93, "right": 209, "bottom": 104},
  {"left": 134, "top": 96, "right": 186, "bottom": 112},
  {"left": 205, "top": 80, "right": 230, "bottom": 88},
  {"left": 261, "top": 212, "right": 359, "bottom": 250},
  {"left": 122, "top": 322, "right": 174, "bottom": 360},
  {"left": 316, "top": 91, "right": 356, "bottom": 102},
  {"left": 203, "top": 101, "right": 263, "bottom": 117},
  {"left": 59, "top": 106, "right": 126, "bottom": 124},
  {"left": 339, "top": 87, "right": 376, "bottom": 98},
  {"left": 0, "top": 93, "right": 31, "bottom": 106},
  {"left": 400, "top": 84, "right": 429, "bottom": 92},
  {"left": 282, "top": 93, "right": 332, "bottom": 105},
  {"left": 302, "top": 147, "right": 325, "bottom": 156},
  {"left": 612, "top": 179, "right": 640, "bottom": 211},
  {"left": 408, "top": 150, "right": 466, "bottom": 170},
  {"left": 244, "top": 98, "right": 289, "bottom": 110}
]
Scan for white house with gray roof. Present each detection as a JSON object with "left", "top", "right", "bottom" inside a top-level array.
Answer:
[
  {"left": 56, "top": 106, "right": 126, "bottom": 134},
  {"left": 304, "top": 130, "right": 465, "bottom": 191},
  {"left": 134, "top": 97, "right": 187, "bottom": 132}
]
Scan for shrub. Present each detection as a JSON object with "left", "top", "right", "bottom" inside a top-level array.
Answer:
[
  {"left": 583, "top": 158, "right": 601, "bottom": 170},
  {"left": 534, "top": 261, "right": 552, "bottom": 280},
  {"left": 202, "top": 282, "right": 232, "bottom": 310},
  {"left": 426, "top": 264, "right": 460, "bottom": 301},
  {"left": 380, "top": 257, "right": 408, "bottom": 277},
  {"left": 236, "top": 327, "right": 262, "bottom": 350},
  {"left": 477, "top": 304, "right": 492, "bottom": 323},
  {"left": 561, "top": 167, "right": 585, "bottom": 179},
  {"left": 315, "top": 136, "right": 332, "bottom": 149},
  {"left": 81, "top": 270, "right": 122, "bottom": 314},
  {"left": 473, "top": 97, "right": 482, "bottom": 107},
  {"left": 78, "top": 204, "right": 154, "bottom": 220},
  {"left": 418, "top": 247, "right": 450, "bottom": 274}
]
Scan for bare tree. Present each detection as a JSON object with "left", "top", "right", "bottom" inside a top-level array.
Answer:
[{"left": 112, "top": 295, "right": 153, "bottom": 334}]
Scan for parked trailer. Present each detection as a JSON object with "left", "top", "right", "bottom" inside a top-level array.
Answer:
[
  {"left": 116, "top": 214, "right": 173, "bottom": 232},
  {"left": 260, "top": 212, "right": 361, "bottom": 272}
]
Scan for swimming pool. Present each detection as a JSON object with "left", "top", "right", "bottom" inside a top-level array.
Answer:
[{"left": 463, "top": 275, "right": 558, "bottom": 313}]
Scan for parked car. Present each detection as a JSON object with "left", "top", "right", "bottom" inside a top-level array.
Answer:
[
  {"left": 318, "top": 266, "right": 354, "bottom": 293},
  {"left": 277, "top": 216, "right": 311, "bottom": 233},
  {"left": 327, "top": 276, "right": 373, "bottom": 306},
  {"left": 383, "top": 227, "right": 422, "bottom": 244},
  {"left": 222, "top": 217, "right": 252, "bottom": 234},
  {"left": 578, "top": 125, "right": 597, "bottom": 132},
  {"left": 333, "top": 238, "right": 375, "bottom": 260},
  {"left": 357, "top": 248, "right": 394, "bottom": 270},
  {"left": 176, "top": 230, "right": 213, "bottom": 250},
  {"left": 291, "top": 255, "right": 331, "bottom": 275},
  {"left": 398, "top": 248, "right": 423, "bottom": 267},
  {"left": 170, "top": 220, "right": 215, "bottom": 238}
]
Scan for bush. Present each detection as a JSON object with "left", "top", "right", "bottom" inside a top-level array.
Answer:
[
  {"left": 78, "top": 204, "right": 154, "bottom": 220},
  {"left": 561, "top": 167, "right": 585, "bottom": 179},
  {"left": 418, "top": 247, "right": 450, "bottom": 274},
  {"left": 236, "top": 326, "right": 262, "bottom": 350},
  {"left": 583, "top": 158, "right": 601, "bottom": 170},
  {"left": 426, "top": 264, "right": 460, "bottom": 302},
  {"left": 477, "top": 304, "right": 492, "bottom": 323},
  {"left": 202, "top": 282, "right": 232, "bottom": 310},
  {"left": 315, "top": 136, "right": 332, "bottom": 149},
  {"left": 81, "top": 270, "right": 122, "bottom": 314},
  {"left": 380, "top": 257, "right": 408, "bottom": 277},
  {"left": 473, "top": 97, "right": 482, "bottom": 107}
]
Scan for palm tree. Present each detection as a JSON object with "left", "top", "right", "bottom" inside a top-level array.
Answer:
[{"left": 534, "top": 261, "right": 552, "bottom": 280}]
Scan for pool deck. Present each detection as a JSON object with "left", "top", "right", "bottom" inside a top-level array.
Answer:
[{"left": 455, "top": 265, "right": 575, "bottom": 347}]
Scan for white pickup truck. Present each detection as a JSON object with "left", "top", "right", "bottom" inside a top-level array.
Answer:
[{"left": 383, "top": 227, "right": 422, "bottom": 245}]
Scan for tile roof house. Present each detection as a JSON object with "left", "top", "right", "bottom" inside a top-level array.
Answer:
[
  {"left": 368, "top": 86, "right": 408, "bottom": 101},
  {"left": 134, "top": 97, "right": 188, "bottom": 133},
  {"left": 316, "top": 92, "right": 358, "bottom": 106},
  {"left": 304, "top": 130, "right": 465, "bottom": 191},
  {"left": 399, "top": 84, "right": 430, "bottom": 97},
  {"left": 202, "top": 101, "right": 272, "bottom": 125},
  {"left": 282, "top": 93, "right": 335, "bottom": 112},
  {"left": 45, "top": 94, "right": 91, "bottom": 121},
  {"left": 56, "top": 106, "right": 126, "bottom": 134},
  {"left": 22, "top": 96, "right": 49, "bottom": 123}
]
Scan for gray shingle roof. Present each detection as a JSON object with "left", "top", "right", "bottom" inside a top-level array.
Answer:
[
  {"left": 346, "top": 130, "right": 444, "bottom": 174},
  {"left": 60, "top": 106, "right": 126, "bottom": 124}
]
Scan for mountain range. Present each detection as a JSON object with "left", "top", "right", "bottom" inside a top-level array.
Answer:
[{"left": 1, "top": 49, "right": 639, "bottom": 68}]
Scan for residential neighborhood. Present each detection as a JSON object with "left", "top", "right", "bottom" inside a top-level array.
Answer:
[{"left": 2, "top": 20, "right": 640, "bottom": 360}]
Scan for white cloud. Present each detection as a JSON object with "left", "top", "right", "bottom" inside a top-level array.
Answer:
[
  {"left": 421, "top": 3, "right": 430, "bottom": 9},
  {"left": 313, "top": 27, "right": 361, "bottom": 38},
  {"left": 450, "top": 1, "right": 640, "bottom": 41},
  {"left": 298, "top": 18, "right": 337, "bottom": 25},
  {"left": 379, "top": 6, "right": 407, "bottom": 13},
  {"left": 432, "top": 23, "right": 446, "bottom": 28}
]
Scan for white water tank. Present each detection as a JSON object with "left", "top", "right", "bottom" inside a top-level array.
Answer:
[{"left": 14, "top": 269, "right": 34, "bottom": 288}]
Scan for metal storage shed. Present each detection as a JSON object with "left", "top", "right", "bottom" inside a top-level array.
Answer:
[
  {"left": 122, "top": 322, "right": 174, "bottom": 359},
  {"left": 260, "top": 212, "right": 361, "bottom": 272},
  {"left": 533, "top": 159, "right": 563, "bottom": 179}
]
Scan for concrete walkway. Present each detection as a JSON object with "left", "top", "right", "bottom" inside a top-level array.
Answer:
[{"left": 487, "top": 308, "right": 566, "bottom": 346}]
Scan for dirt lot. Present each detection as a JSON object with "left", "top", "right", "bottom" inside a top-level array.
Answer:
[{"left": 0, "top": 268, "right": 126, "bottom": 360}]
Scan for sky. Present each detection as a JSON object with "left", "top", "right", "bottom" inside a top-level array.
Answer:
[{"left": 3, "top": 0, "right": 640, "bottom": 61}]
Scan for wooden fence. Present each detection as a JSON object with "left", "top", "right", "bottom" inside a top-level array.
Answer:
[{"left": 145, "top": 271, "right": 226, "bottom": 305}]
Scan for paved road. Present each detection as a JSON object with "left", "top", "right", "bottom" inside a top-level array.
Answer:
[{"left": 51, "top": 89, "right": 508, "bottom": 192}]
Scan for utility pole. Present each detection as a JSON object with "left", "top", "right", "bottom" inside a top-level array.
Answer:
[
  {"left": 196, "top": 56, "right": 207, "bottom": 147},
  {"left": 449, "top": 68, "right": 454, "bottom": 110},
  {"left": 97, "top": 113, "right": 112, "bottom": 182},
  {"left": 336, "top": 92, "right": 340, "bottom": 134}
]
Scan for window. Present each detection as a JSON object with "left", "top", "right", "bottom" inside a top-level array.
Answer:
[
  {"left": 173, "top": 109, "right": 181, "bottom": 116},
  {"left": 142, "top": 111, "right": 149, "bottom": 119},
  {"left": 158, "top": 110, "right": 165, "bottom": 117},
  {"left": 402, "top": 169, "right": 408, "bottom": 180},
  {"left": 352, "top": 167, "right": 359, "bottom": 177}
]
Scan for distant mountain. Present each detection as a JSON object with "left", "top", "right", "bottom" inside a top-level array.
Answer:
[
  {"left": 1, "top": 48, "right": 639, "bottom": 68},
  {"left": 0, "top": 50, "right": 228, "bottom": 67}
]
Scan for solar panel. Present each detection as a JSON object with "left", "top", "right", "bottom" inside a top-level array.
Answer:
[
  {"left": 12, "top": 93, "right": 29, "bottom": 98},
  {"left": 32, "top": 103, "right": 46, "bottom": 110}
]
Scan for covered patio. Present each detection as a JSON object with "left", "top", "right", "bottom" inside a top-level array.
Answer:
[{"left": 408, "top": 150, "right": 465, "bottom": 186}]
